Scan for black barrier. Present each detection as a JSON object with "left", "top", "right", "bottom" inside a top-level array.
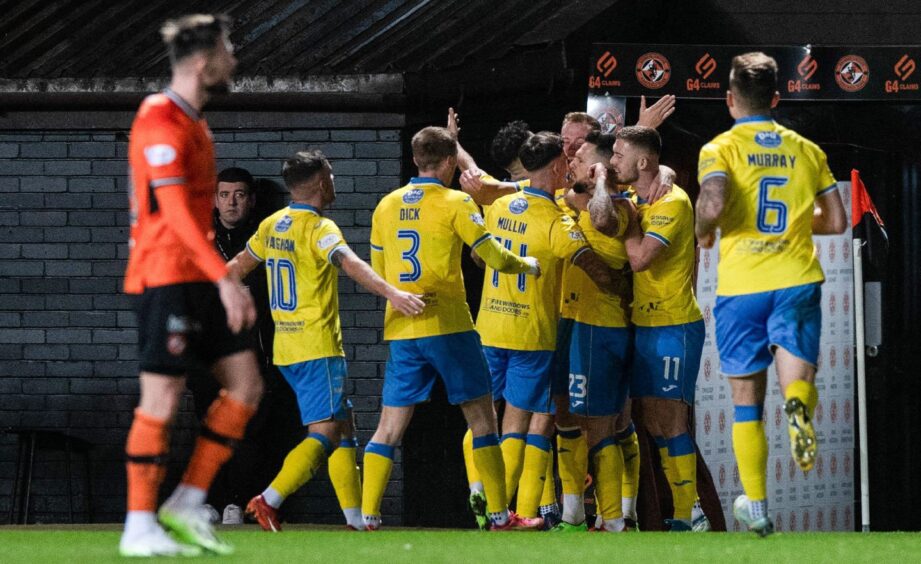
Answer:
[{"left": 588, "top": 44, "right": 921, "bottom": 101}]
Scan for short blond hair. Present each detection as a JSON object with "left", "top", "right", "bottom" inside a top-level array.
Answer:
[{"left": 411, "top": 126, "right": 457, "bottom": 169}]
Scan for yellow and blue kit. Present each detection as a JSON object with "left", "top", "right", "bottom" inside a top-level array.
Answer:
[
  {"left": 246, "top": 203, "right": 350, "bottom": 423},
  {"left": 477, "top": 186, "right": 589, "bottom": 413},
  {"left": 370, "top": 177, "right": 531, "bottom": 407},
  {"left": 556, "top": 191, "right": 632, "bottom": 417},
  {"left": 698, "top": 115, "right": 835, "bottom": 374},
  {"left": 627, "top": 185, "right": 704, "bottom": 405}
]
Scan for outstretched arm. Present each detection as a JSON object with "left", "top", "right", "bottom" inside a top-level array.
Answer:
[
  {"left": 459, "top": 170, "right": 519, "bottom": 206},
  {"left": 636, "top": 95, "right": 676, "bottom": 129},
  {"left": 227, "top": 248, "right": 261, "bottom": 280},
  {"left": 695, "top": 174, "right": 727, "bottom": 248},
  {"left": 332, "top": 247, "right": 425, "bottom": 316},
  {"left": 472, "top": 235, "right": 541, "bottom": 277},
  {"left": 448, "top": 107, "right": 477, "bottom": 173}
]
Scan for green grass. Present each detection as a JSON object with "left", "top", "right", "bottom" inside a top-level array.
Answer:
[{"left": 1, "top": 525, "right": 919, "bottom": 563}]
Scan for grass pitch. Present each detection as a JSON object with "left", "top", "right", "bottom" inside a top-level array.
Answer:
[{"left": 1, "top": 525, "right": 918, "bottom": 563}]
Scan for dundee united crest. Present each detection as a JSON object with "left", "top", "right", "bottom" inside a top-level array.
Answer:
[{"left": 635, "top": 52, "right": 672, "bottom": 89}]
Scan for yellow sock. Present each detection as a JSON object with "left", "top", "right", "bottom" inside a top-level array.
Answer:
[
  {"left": 268, "top": 434, "right": 333, "bottom": 500},
  {"left": 472, "top": 434, "right": 508, "bottom": 514},
  {"left": 655, "top": 436, "right": 680, "bottom": 505},
  {"left": 462, "top": 429, "right": 482, "bottom": 491},
  {"left": 590, "top": 438, "right": 623, "bottom": 520},
  {"left": 732, "top": 405, "right": 768, "bottom": 502},
  {"left": 500, "top": 433, "right": 526, "bottom": 499},
  {"left": 516, "top": 435, "right": 551, "bottom": 518},
  {"left": 616, "top": 426, "right": 640, "bottom": 501},
  {"left": 557, "top": 428, "right": 587, "bottom": 496},
  {"left": 667, "top": 433, "right": 697, "bottom": 521},
  {"left": 785, "top": 379, "right": 819, "bottom": 416},
  {"left": 540, "top": 447, "right": 556, "bottom": 507},
  {"left": 329, "top": 438, "right": 361, "bottom": 512},
  {"left": 360, "top": 442, "right": 394, "bottom": 518}
]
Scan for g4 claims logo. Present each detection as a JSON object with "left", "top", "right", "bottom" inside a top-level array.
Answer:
[
  {"left": 886, "top": 54, "right": 919, "bottom": 93},
  {"left": 596, "top": 51, "right": 618, "bottom": 77},
  {"left": 687, "top": 53, "right": 720, "bottom": 92},
  {"left": 589, "top": 51, "right": 621, "bottom": 88},
  {"left": 789, "top": 54, "right": 820, "bottom": 93}
]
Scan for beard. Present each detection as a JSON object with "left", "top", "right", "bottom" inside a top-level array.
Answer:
[
  {"left": 571, "top": 180, "right": 590, "bottom": 194},
  {"left": 204, "top": 80, "right": 231, "bottom": 96}
]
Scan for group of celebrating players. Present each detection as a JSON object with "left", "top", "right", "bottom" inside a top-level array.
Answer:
[{"left": 117, "top": 14, "right": 848, "bottom": 557}]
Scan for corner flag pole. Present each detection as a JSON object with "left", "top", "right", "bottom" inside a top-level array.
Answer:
[{"left": 853, "top": 238, "right": 870, "bottom": 532}]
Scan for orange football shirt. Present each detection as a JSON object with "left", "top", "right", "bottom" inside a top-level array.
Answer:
[{"left": 124, "top": 90, "right": 227, "bottom": 293}]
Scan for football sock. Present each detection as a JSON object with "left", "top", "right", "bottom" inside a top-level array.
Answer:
[
  {"left": 655, "top": 435, "right": 680, "bottom": 508},
  {"left": 473, "top": 433, "right": 509, "bottom": 514},
  {"left": 361, "top": 442, "right": 394, "bottom": 519},
  {"left": 266, "top": 433, "right": 333, "bottom": 504},
  {"left": 329, "top": 438, "right": 363, "bottom": 526},
  {"left": 500, "top": 432, "right": 526, "bottom": 499},
  {"left": 785, "top": 379, "right": 819, "bottom": 417},
  {"left": 462, "top": 428, "right": 483, "bottom": 493},
  {"left": 557, "top": 426, "right": 587, "bottom": 524},
  {"left": 181, "top": 390, "right": 256, "bottom": 495},
  {"left": 733, "top": 405, "right": 768, "bottom": 503},
  {"left": 516, "top": 434, "right": 551, "bottom": 518},
  {"left": 125, "top": 409, "right": 169, "bottom": 513},
  {"left": 539, "top": 447, "right": 556, "bottom": 507},
  {"left": 667, "top": 433, "right": 697, "bottom": 521},
  {"left": 589, "top": 437, "right": 623, "bottom": 520},
  {"left": 615, "top": 423, "right": 639, "bottom": 519}
]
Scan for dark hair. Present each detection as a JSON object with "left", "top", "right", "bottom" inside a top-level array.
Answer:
[
  {"left": 411, "top": 126, "right": 457, "bottom": 169},
  {"left": 490, "top": 120, "right": 532, "bottom": 169},
  {"left": 518, "top": 131, "right": 564, "bottom": 172},
  {"left": 217, "top": 167, "right": 254, "bottom": 193},
  {"left": 160, "top": 14, "right": 231, "bottom": 66},
  {"left": 730, "top": 52, "right": 778, "bottom": 111},
  {"left": 616, "top": 126, "right": 662, "bottom": 156},
  {"left": 282, "top": 150, "right": 330, "bottom": 189},
  {"left": 562, "top": 111, "right": 601, "bottom": 130},
  {"left": 584, "top": 130, "right": 616, "bottom": 161}
]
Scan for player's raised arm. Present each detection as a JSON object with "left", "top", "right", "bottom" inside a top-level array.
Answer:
[
  {"left": 636, "top": 94, "right": 677, "bottom": 129},
  {"left": 331, "top": 246, "right": 425, "bottom": 316}
]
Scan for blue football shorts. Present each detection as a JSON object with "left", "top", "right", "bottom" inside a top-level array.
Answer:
[
  {"left": 383, "top": 331, "right": 492, "bottom": 406},
  {"left": 715, "top": 282, "right": 822, "bottom": 376},
  {"left": 631, "top": 320, "right": 705, "bottom": 404},
  {"left": 278, "top": 356, "right": 351, "bottom": 425},
  {"left": 568, "top": 321, "right": 631, "bottom": 417}
]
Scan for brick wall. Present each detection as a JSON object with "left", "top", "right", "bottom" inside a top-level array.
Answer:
[{"left": 0, "top": 121, "right": 403, "bottom": 524}]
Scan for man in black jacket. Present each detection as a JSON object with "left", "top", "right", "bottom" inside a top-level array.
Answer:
[{"left": 190, "top": 167, "right": 301, "bottom": 524}]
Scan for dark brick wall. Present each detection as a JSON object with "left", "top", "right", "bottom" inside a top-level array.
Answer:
[{"left": 0, "top": 121, "right": 403, "bottom": 524}]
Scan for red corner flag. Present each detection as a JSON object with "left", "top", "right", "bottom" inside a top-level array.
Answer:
[{"left": 851, "top": 169, "right": 888, "bottom": 274}]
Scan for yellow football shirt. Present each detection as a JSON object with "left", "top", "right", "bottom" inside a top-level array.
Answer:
[
  {"left": 476, "top": 187, "right": 589, "bottom": 350},
  {"left": 629, "top": 185, "right": 702, "bottom": 326},
  {"left": 371, "top": 177, "right": 502, "bottom": 340},
  {"left": 246, "top": 203, "right": 346, "bottom": 365},
  {"left": 558, "top": 188, "right": 630, "bottom": 328},
  {"left": 698, "top": 116, "right": 837, "bottom": 296}
]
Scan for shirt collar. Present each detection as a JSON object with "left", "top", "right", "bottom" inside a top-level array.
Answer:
[
  {"left": 734, "top": 114, "right": 773, "bottom": 126},
  {"left": 289, "top": 203, "right": 319, "bottom": 214},
  {"left": 410, "top": 177, "right": 444, "bottom": 186},
  {"left": 163, "top": 88, "right": 202, "bottom": 121},
  {"left": 522, "top": 186, "right": 554, "bottom": 203}
]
